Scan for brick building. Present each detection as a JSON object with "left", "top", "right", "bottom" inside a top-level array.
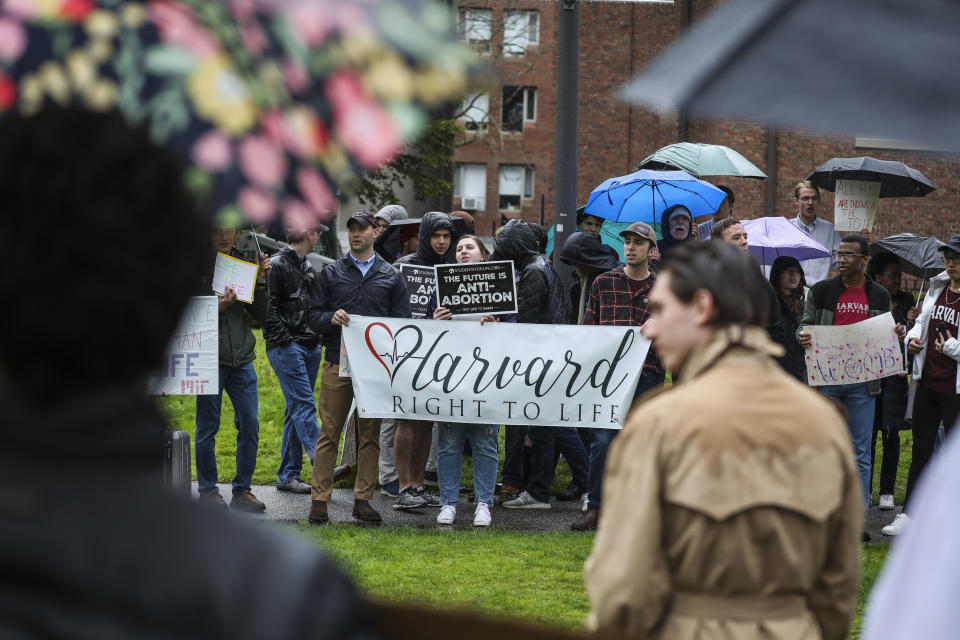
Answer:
[{"left": 452, "top": 0, "right": 960, "bottom": 241}]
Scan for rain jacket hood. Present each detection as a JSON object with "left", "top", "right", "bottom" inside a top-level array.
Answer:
[
  {"left": 493, "top": 219, "right": 539, "bottom": 271},
  {"left": 560, "top": 232, "right": 620, "bottom": 272},
  {"left": 657, "top": 204, "right": 694, "bottom": 253},
  {"left": 769, "top": 255, "right": 807, "bottom": 291},
  {"left": 395, "top": 211, "right": 454, "bottom": 266}
]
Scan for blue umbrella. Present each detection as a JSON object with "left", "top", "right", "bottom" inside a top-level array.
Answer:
[{"left": 583, "top": 169, "right": 728, "bottom": 224}]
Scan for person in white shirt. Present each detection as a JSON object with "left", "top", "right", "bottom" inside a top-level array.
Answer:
[{"left": 790, "top": 180, "right": 841, "bottom": 285}]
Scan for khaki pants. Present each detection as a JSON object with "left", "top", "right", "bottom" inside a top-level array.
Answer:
[{"left": 312, "top": 361, "right": 381, "bottom": 501}]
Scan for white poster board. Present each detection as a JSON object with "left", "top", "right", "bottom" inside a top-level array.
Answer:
[
  {"left": 148, "top": 296, "right": 219, "bottom": 396},
  {"left": 805, "top": 312, "right": 904, "bottom": 386},
  {"left": 834, "top": 179, "right": 881, "bottom": 233},
  {"left": 212, "top": 252, "right": 259, "bottom": 303},
  {"left": 341, "top": 316, "right": 651, "bottom": 429}
]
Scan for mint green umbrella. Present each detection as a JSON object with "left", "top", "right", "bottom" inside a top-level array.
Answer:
[{"left": 637, "top": 142, "right": 767, "bottom": 179}]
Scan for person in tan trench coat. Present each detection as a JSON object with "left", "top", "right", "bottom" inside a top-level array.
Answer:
[{"left": 585, "top": 242, "right": 862, "bottom": 640}]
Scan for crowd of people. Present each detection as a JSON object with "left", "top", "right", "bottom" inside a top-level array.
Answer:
[
  {"left": 199, "top": 175, "right": 959, "bottom": 546},
  {"left": 6, "top": 106, "right": 959, "bottom": 639}
]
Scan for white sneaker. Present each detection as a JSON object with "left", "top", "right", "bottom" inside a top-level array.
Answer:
[
  {"left": 436, "top": 505, "right": 456, "bottom": 525},
  {"left": 580, "top": 492, "right": 589, "bottom": 513},
  {"left": 501, "top": 490, "right": 551, "bottom": 510},
  {"left": 473, "top": 502, "right": 491, "bottom": 527},
  {"left": 878, "top": 494, "right": 895, "bottom": 510},
  {"left": 881, "top": 513, "right": 910, "bottom": 536}
]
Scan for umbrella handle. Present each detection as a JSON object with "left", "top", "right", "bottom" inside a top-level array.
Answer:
[{"left": 917, "top": 279, "right": 925, "bottom": 306}]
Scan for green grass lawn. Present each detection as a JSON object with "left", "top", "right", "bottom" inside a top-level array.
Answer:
[
  {"left": 288, "top": 524, "right": 888, "bottom": 638},
  {"left": 158, "top": 329, "right": 899, "bottom": 639}
]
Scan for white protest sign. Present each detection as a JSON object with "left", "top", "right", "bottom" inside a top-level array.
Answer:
[
  {"left": 148, "top": 296, "right": 219, "bottom": 396},
  {"left": 212, "top": 252, "right": 259, "bottom": 303},
  {"left": 341, "top": 316, "right": 651, "bottom": 429},
  {"left": 834, "top": 179, "right": 881, "bottom": 233},
  {"left": 805, "top": 312, "right": 904, "bottom": 386}
]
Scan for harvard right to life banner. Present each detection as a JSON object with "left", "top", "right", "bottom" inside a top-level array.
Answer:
[{"left": 341, "top": 316, "right": 651, "bottom": 429}]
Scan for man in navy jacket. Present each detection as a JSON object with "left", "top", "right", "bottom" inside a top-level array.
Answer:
[{"left": 306, "top": 211, "right": 411, "bottom": 524}]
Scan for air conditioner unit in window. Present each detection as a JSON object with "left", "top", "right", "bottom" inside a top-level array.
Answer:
[{"left": 461, "top": 197, "right": 484, "bottom": 210}]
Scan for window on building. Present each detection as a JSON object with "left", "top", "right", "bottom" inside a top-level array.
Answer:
[
  {"left": 454, "top": 163, "right": 487, "bottom": 210},
  {"left": 459, "top": 92, "right": 489, "bottom": 132},
  {"left": 498, "top": 165, "right": 534, "bottom": 211},
  {"left": 457, "top": 8, "right": 492, "bottom": 54},
  {"left": 501, "top": 86, "right": 536, "bottom": 132},
  {"left": 503, "top": 10, "right": 539, "bottom": 56}
]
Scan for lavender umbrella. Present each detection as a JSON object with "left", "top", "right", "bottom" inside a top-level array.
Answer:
[{"left": 741, "top": 217, "right": 831, "bottom": 265}]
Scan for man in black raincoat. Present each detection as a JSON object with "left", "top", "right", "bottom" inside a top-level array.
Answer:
[
  {"left": 391, "top": 212, "right": 456, "bottom": 510},
  {"left": 560, "top": 231, "right": 621, "bottom": 325},
  {"left": 657, "top": 204, "right": 696, "bottom": 255},
  {"left": 494, "top": 220, "right": 590, "bottom": 510}
]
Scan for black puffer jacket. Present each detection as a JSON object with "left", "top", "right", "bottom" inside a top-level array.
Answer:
[
  {"left": 495, "top": 219, "right": 568, "bottom": 324},
  {"left": 307, "top": 254, "right": 411, "bottom": 364},
  {"left": 769, "top": 256, "right": 807, "bottom": 381},
  {"left": 394, "top": 211, "right": 455, "bottom": 267},
  {"left": 560, "top": 232, "right": 620, "bottom": 324},
  {"left": 264, "top": 248, "right": 319, "bottom": 351}
]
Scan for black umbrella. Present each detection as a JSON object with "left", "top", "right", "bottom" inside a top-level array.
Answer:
[
  {"left": 869, "top": 233, "right": 945, "bottom": 279},
  {"left": 618, "top": 0, "right": 960, "bottom": 152},
  {"left": 807, "top": 157, "right": 936, "bottom": 198}
]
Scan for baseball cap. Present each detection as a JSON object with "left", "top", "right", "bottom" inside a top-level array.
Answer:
[
  {"left": 347, "top": 211, "right": 377, "bottom": 228},
  {"left": 938, "top": 234, "right": 960, "bottom": 254},
  {"left": 619, "top": 222, "right": 657, "bottom": 244}
]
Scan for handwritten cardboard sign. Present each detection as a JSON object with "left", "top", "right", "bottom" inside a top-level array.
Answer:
[
  {"left": 834, "top": 179, "right": 881, "bottom": 233},
  {"left": 434, "top": 260, "right": 518, "bottom": 316},
  {"left": 148, "top": 296, "right": 219, "bottom": 395},
  {"left": 399, "top": 264, "right": 436, "bottom": 318},
  {"left": 805, "top": 312, "right": 904, "bottom": 386},
  {"left": 212, "top": 252, "right": 259, "bottom": 303}
]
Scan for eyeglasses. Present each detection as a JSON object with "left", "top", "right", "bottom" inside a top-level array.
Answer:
[
  {"left": 214, "top": 228, "right": 238, "bottom": 236},
  {"left": 833, "top": 251, "right": 866, "bottom": 261},
  {"left": 944, "top": 255, "right": 960, "bottom": 264}
]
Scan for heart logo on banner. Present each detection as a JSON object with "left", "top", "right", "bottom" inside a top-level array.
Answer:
[
  {"left": 365, "top": 322, "right": 395, "bottom": 381},
  {"left": 364, "top": 322, "right": 424, "bottom": 383}
]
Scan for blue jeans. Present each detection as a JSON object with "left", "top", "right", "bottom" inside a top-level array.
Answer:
[
  {"left": 586, "top": 369, "right": 664, "bottom": 509},
  {"left": 195, "top": 362, "right": 260, "bottom": 492},
  {"left": 267, "top": 342, "right": 323, "bottom": 483},
  {"left": 437, "top": 422, "right": 500, "bottom": 506},
  {"left": 526, "top": 426, "right": 589, "bottom": 504},
  {"left": 820, "top": 382, "right": 875, "bottom": 507}
]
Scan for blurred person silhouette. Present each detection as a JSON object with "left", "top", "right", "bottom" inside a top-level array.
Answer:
[{"left": 0, "top": 108, "right": 378, "bottom": 639}]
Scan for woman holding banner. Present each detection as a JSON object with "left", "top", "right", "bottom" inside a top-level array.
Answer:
[{"left": 431, "top": 235, "right": 501, "bottom": 527}]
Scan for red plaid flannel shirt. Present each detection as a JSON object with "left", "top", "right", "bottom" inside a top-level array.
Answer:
[{"left": 583, "top": 266, "right": 661, "bottom": 376}]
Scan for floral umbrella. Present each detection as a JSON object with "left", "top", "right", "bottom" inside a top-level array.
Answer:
[{"left": 0, "top": 0, "right": 480, "bottom": 227}]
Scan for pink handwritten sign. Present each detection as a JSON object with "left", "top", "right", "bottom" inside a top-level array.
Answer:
[{"left": 805, "top": 312, "right": 904, "bottom": 386}]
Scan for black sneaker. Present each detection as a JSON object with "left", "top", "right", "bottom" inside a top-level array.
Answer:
[
  {"left": 423, "top": 470, "right": 439, "bottom": 487},
  {"left": 556, "top": 483, "right": 584, "bottom": 501}
]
